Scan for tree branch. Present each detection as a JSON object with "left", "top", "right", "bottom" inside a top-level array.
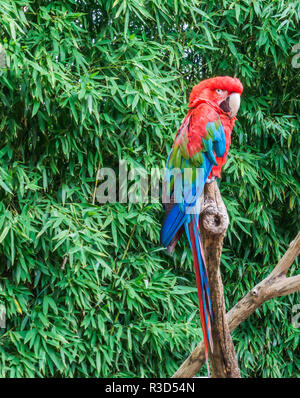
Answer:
[
  {"left": 270, "top": 232, "right": 300, "bottom": 277},
  {"left": 172, "top": 231, "right": 300, "bottom": 378},
  {"left": 199, "top": 180, "right": 240, "bottom": 378},
  {"left": 270, "top": 274, "right": 300, "bottom": 297}
]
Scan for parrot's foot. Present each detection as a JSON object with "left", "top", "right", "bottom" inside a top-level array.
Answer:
[{"left": 206, "top": 177, "right": 216, "bottom": 184}]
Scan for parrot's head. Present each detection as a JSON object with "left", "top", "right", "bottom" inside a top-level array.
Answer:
[{"left": 189, "top": 76, "right": 243, "bottom": 119}]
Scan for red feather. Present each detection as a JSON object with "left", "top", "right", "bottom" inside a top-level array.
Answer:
[
  {"left": 188, "top": 219, "right": 212, "bottom": 375},
  {"left": 187, "top": 76, "right": 243, "bottom": 178}
]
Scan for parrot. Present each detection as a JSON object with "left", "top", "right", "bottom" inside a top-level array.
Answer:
[{"left": 160, "top": 76, "right": 243, "bottom": 374}]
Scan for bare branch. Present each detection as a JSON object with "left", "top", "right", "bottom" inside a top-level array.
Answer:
[
  {"left": 270, "top": 232, "right": 300, "bottom": 277},
  {"left": 270, "top": 274, "right": 300, "bottom": 297},
  {"left": 200, "top": 181, "right": 240, "bottom": 378},
  {"left": 172, "top": 231, "right": 300, "bottom": 378}
]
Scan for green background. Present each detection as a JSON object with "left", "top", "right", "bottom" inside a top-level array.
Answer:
[{"left": 0, "top": 0, "right": 299, "bottom": 377}]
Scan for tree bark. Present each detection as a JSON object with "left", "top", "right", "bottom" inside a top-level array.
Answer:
[
  {"left": 172, "top": 231, "right": 300, "bottom": 378},
  {"left": 199, "top": 180, "right": 241, "bottom": 377}
]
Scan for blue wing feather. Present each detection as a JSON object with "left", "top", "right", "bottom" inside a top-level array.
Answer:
[
  {"left": 161, "top": 115, "right": 225, "bottom": 375},
  {"left": 161, "top": 118, "right": 224, "bottom": 247}
]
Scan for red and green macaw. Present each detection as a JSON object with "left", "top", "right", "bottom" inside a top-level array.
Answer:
[{"left": 161, "top": 76, "right": 243, "bottom": 374}]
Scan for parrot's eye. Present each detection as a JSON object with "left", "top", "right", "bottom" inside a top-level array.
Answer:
[{"left": 216, "top": 89, "right": 223, "bottom": 94}]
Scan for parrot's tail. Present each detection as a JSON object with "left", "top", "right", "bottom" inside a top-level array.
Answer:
[{"left": 184, "top": 213, "right": 213, "bottom": 376}]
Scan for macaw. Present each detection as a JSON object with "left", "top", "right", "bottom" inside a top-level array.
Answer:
[{"left": 160, "top": 76, "right": 243, "bottom": 374}]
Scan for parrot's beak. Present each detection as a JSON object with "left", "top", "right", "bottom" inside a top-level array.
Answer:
[{"left": 219, "top": 93, "right": 241, "bottom": 119}]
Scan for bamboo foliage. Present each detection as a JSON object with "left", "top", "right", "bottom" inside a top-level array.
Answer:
[{"left": 0, "top": 0, "right": 299, "bottom": 377}]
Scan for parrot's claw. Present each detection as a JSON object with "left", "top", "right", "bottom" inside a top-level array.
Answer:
[{"left": 206, "top": 177, "right": 216, "bottom": 184}]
